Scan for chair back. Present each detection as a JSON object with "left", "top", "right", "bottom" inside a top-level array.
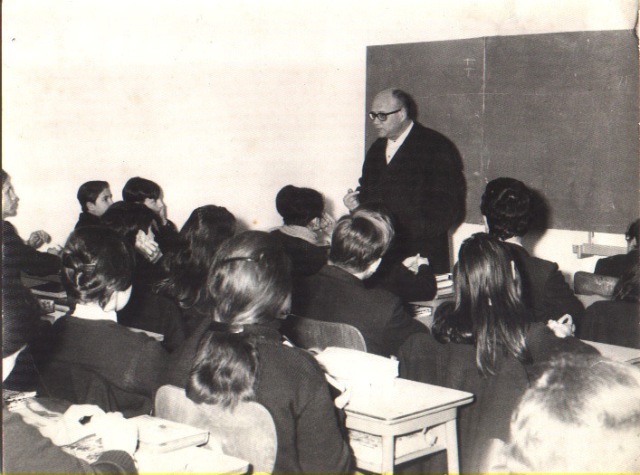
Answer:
[
  {"left": 574, "top": 271, "right": 619, "bottom": 297},
  {"left": 155, "top": 384, "right": 277, "bottom": 474},
  {"left": 280, "top": 314, "right": 367, "bottom": 352}
]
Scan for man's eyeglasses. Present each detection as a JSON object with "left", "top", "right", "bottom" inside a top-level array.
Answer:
[{"left": 368, "top": 109, "right": 401, "bottom": 122}]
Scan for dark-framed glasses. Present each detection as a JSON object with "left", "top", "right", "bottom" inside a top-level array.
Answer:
[{"left": 368, "top": 109, "right": 401, "bottom": 122}]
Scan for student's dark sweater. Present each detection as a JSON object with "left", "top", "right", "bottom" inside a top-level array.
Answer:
[
  {"left": 162, "top": 319, "right": 353, "bottom": 474},
  {"left": 74, "top": 212, "right": 102, "bottom": 229},
  {"left": 3, "top": 408, "right": 137, "bottom": 474}
]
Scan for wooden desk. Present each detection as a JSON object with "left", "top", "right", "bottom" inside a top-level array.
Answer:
[
  {"left": 135, "top": 446, "right": 248, "bottom": 474},
  {"left": 344, "top": 378, "right": 473, "bottom": 474}
]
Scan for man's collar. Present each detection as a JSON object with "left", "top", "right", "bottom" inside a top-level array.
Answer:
[{"left": 389, "top": 120, "right": 414, "bottom": 143}]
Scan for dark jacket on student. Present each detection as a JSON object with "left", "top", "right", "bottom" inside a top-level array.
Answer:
[
  {"left": 507, "top": 243, "right": 585, "bottom": 325},
  {"left": 74, "top": 212, "right": 102, "bottom": 229},
  {"left": 594, "top": 249, "right": 639, "bottom": 279},
  {"left": 291, "top": 264, "right": 428, "bottom": 356},
  {"left": 37, "top": 315, "right": 169, "bottom": 416},
  {"left": 270, "top": 229, "right": 329, "bottom": 277},
  {"left": 578, "top": 300, "right": 640, "bottom": 349},
  {"left": 365, "top": 259, "right": 437, "bottom": 303},
  {"left": 3, "top": 408, "right": 137, "bottom": 474},
  {"left": 398, "top": 322, "right": 599, "bottom": 473},
  {"left": 162, "top": 319, "right": 353, "bottom": 474},
  {"left": 2, "top": 220, "right": 60, "bottom": 391}
]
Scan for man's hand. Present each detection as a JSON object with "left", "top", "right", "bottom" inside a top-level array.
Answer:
[
  {"left": 343, "top": 189, "right": 360, "bottom": 211},
  {"left": 402, "top": 253, "right": 430, "bottom": 275},
  {"left": 26, "top": 230, "right": 51, "bottom": 249}
]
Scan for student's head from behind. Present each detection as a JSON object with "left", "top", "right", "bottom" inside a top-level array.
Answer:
[
  {"left": 450, "top": 233, "right": 529, "bottom": 375},
  {"left": 2, "top": 169, "right": 19, "bottom": 219},
  {"left": 480, "top": 177, "right": 532, "bottom": 240},
  {"left": 77, "top": 181, "right": 112, "bottom": 217},
  {"left": 329, "top": 213, "right": 393, "bottom": 278},
  {"left": 275, "top": 185, "right": 325, "bottom": 227},
  {"left": 625, "top": 218, "right": 640, "bottom": 250},
  {"left": 207, "top": 231, "right": 291, "bottom": 326},
  {"left": 101, "top": 201, "right": 159, "bottom": 247},
  {"left": 613, "top": 262, "right": 640, "bottom": 303},
  {"left": 157, "top": 205, "right": 237, "bottom": 309},
  {"left": 187, "top": 231, "right": 291, "bottom": 408},
  {"left": 181, "top": 205, "right": 237, "bottom": 262},
  {"left": 505, "top": 353, "right": 640, "bottom": 473},
  {"left": 122, "top": 177, "right": 166, "bottom": 223},
  {"left": 61, "top": 226, "right": 135, "bottom": 311}
]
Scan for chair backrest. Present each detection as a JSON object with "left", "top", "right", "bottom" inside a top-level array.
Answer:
[
  {"left": 155, "top": 384, "right": 277, "bottom": 474},
  {"left": 280, "top": 314, "right": 367, "bottom": 352},
  {"left": 574, "top": 271, "right": 619, "bottom": 297}
]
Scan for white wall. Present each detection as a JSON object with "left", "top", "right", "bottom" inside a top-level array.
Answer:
[{"left": 2, "top": 0, "right": 636, "bottom": 278}]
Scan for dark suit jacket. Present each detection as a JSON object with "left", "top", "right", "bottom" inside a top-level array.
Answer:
[
  {"left": 358, "top": 123, "right": 465, "bottom": 273},
  {"left": 578, "top": 300, "right": 640, "bottom": 349},
  {"left": 398, "top": 323, "right": 599, "bottom": 473},
  {"left": 594, "top": 249, "right": 638, "bottom": 279},
  {"left": 291, "top": 265, "right": 428, "bottom": 356},
  {"left": 508, "top": 243, "right": 585, "bottom": 326}
]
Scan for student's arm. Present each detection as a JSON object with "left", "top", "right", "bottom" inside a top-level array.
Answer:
[
  {"left": 294, "top": 359, "right": 354, "bottom": 474},
  {"left": 542, "top": 265, "right": 585, "bottom": 325},
  {"left": 383, "top": 298, "right": 430, "bottom": 357},
  {"left": 3, "top": 221, "right": 61, "bottom": 276},
  {"left": 2, "top": 409, "right": 137, "bottom": 474}
]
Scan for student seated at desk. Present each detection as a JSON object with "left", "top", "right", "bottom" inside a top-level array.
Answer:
[
  {"left": 481, "top": 177, "right": 584, "bottom": 325},
  {"left": 122, "top": 176, "right": 180, "bottom": 255},
  {"left": 398, "top": 233, "right": 598, "bottom": 474},
  {"left": 270, "top": 184, "right": 333, "bottom": 277},
  {"left": 155, "top": 205, "right": 237, "bottom": 337},
  {"left": 594, "top": 218, "right": 639, "bottom": 279},
  {"left": 579, "top": 263, "right": 640, "bottom": 349},
  {"left": 101, "top": 201, "right": 185, "bottom": 350},
  {"left": 162, "top": 231, "right": 353, "bottom": 474},
  {"left": 74, "top": 180, "right": 114, "bottom": 229},
  {"left": 3, "top": 335, "right": 138, "bottom": 474},
  {"left": 2, "top": 169, "right": 61, "bottom": 391},
  {"left": 354, "top": 204, "right": 437, "bottom": 302},
  {"left": 36, "top": 227, "right": 169, "bottom": 416},
  {"left": 498, "top": 353, "right": 640, "bottom": 473},
  {"left": 291, "top": 211, "right": 428, "bottom": 357}
]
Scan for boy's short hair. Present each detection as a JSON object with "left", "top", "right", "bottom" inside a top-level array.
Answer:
[
  {"left": 329, "top": 213, "right": 393, "bottom": 273},
  {"left": 100, "top": 201, "right": 159, "bottom": 246},
  {"left": 505, "top": 353, "right": 640, "bottom": 473},
  {"left": 77, "top": 181, "right": 109, "bottom": 212},
  {"left": 480, "top": 177, "right": 532, "bottom": 240},
  {"left": 625, "top": 218, "right": 640, "bottom": 246},
  {"left": 122, "top": 177, "right": 161, "bottom": 203}
]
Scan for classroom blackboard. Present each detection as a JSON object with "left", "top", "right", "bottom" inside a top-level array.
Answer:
[{"left": 366, "top": 30, "right": 638, "bottom": 233}]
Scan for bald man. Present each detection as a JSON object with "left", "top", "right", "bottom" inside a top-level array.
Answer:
[{"left": 344, "top": 89, "right": 465, "bottom": 273}]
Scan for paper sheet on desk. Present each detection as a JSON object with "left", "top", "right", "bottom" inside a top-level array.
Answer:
[{"left": 314, "top": 347, "right": 398, "bottom": 390}]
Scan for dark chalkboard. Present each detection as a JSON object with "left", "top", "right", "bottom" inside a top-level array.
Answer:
[{"left": 366, "top": 31, "right": 638, "bottom": 233}]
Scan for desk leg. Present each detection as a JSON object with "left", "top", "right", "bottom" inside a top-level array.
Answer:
[
  {"left": 380, "top": 435, "right": 395, "bottom": 475},
  {"left": 444, "top": 419, "right": 459, "bottom": 474}
]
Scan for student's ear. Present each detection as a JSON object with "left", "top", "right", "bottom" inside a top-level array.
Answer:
[{"left": 86, "top": 201, "right": 98, "bottom": 215}]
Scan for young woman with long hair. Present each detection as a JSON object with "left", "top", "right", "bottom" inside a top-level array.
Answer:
[{"left": 164, "top": 231, "right": 352, "bottom": 474}]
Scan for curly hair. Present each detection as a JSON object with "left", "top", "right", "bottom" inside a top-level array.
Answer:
[
  {"left": 480, "top": 177, "right": 532, "bottom": 240},
  {"left": 61, "top": 226, "right": 135, "bottom": 308}
]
